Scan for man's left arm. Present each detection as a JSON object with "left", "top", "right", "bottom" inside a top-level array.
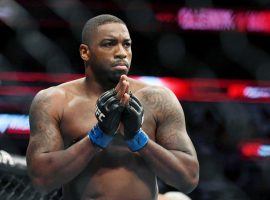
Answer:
[{"left": 138, "top": 87, "right": 199, "bottom": 193}]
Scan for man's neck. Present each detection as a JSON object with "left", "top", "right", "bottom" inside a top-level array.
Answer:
[{"left": 84, "top": 76, "right": 116, "bottom": 95}]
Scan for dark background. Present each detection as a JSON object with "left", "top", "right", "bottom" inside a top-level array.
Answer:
[
  {"left": 1, "top": 0, "right": 270, "bottom": 200},
  {"left": 1, "top": 0, "right": 270, "bottom": 80}
]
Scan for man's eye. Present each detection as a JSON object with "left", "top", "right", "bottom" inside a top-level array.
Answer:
[
  {"left": 103, "top": 42, "right": 113, "bottom": 47},
  {"left": 124, "top": 42, "right": 131, "bottom": 48}
]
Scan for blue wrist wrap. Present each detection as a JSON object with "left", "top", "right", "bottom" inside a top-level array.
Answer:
[
  {"left": 126, "top": 129, "right": 149, "bottom": 152},
  {"left": 88, "top": 124, "right": 113, "bottom": 148}
]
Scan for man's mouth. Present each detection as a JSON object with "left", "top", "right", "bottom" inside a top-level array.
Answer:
[
  {"left": 112, "top": 65, "right": 128, "bottom": 71},
  {"left": 112, "top": 60, "right": 129, "bottom": 70}
]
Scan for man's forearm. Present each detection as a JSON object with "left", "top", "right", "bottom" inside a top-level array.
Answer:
[
  {"left": 28, "top": 136, "right": 100, "bottom": 193},
  {"left": 139, "top": 140, "right": 199, "bottom": 193}
]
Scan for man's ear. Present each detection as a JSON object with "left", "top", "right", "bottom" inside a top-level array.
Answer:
[{"left": 79, "top": 44, "right": 91, "bottom": 61}]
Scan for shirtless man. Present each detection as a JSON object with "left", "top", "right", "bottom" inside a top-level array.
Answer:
[{"left": 26, "top": 14, "right": 199, "bottom": 200}]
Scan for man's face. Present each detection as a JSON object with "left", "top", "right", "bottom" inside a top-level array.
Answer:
[{"left": 88, "top": 23, "right": 132, "bottom": 84}]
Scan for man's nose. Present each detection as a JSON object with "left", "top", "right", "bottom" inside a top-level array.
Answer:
[{"left": 114, "top": 44, "right": 127, "bottom": 59}]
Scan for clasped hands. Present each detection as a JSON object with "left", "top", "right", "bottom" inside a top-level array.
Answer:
[{"left": 88, "top": 75, "right": 149, "bottom": 152}]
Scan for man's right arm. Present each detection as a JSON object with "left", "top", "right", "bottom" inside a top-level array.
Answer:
[{"left": 26, "top": 88, "right": 100, "bottom": 193}]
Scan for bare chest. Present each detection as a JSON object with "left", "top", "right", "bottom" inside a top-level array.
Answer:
[
  {"left": 59, "top": 94, "right": 158, "bottom": 199},
  {"left": 59, "top": 96, "right": 156, "bottom": 147}
]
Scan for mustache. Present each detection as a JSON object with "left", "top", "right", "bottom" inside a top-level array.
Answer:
[{"left": 111, "top": 60, "right": 130, "bottom": 67}]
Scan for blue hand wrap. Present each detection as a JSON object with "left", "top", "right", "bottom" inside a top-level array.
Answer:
[
  {"left": 126, "top": 129, "right": 149, "bottom": 152},
  {"left": 88, "top": 124, "right": 113, "bottom": 148}
]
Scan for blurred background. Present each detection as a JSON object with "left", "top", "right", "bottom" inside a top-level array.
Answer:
[{"left": 1, "top": 0, "right": 270, "bottom": 199}]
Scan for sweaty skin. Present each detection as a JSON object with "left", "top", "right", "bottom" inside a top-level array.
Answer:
[
  {"left": 60, "top": 78, "right": 158, "bottom": 200},
  {"left": 26, "top": 21, "right": 199, "bottom": 200}
]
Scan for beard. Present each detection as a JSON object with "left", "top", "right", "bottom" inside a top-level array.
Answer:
[
  {"left": 108, "top": 70, "right": 127, "bottom": 83},
  {"left": 89, "top": 56, "right": 129, "bottom": 88}
]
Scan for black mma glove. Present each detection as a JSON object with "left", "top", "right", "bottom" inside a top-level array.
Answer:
[
  {"left": 122, "top": 94, "right": 149, "bottom": 151},
  {"left": 88, "top": 89, "right": 123, "bottom": 148}
]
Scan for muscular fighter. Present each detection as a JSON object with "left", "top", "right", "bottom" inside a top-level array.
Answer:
[{"left": 26, "top": 14, "right": 199, "bottom": 200}]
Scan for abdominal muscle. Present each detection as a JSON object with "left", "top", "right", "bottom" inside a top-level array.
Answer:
[{"left": 62, "top": 140, "right": 158, "bottom": 200}]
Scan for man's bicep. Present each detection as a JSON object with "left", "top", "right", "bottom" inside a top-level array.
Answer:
[
  {"left": 155, "top": 90, "right": 196, "bottom": 156},
  {"left": 27, "top": 90, "right": 64, "bottom": 159}
]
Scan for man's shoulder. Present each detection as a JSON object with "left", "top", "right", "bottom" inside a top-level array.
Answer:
[
  {"left": 128, "top": 77, "right": 170, "bottom": 94},
  {"left": 56, "top": 78, "right": 84, "bottom": 93},
  {"left": 32, "top": 78, "right": 84, "bottom": 107},
  {"left": 35, "top": 85, "right": 66, "bottom": 101},
  {"left": 31, "top": 86, "right": 66, "bottom": 112},
  {"left": 133, "top": 82, "right": 180, "bottom": 109},
  {"left": 35, "top": 78, "right": 84, "bottom": 100},
  {"left": 134, "top": 83, "right": 173, "bottom": 99}
]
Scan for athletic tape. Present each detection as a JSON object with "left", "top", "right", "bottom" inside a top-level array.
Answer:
[
  {"left": 126, "top": 129, "right": 149, "bottom": 152},
  {"left": 88, "top": 125, "right": 113, "bottom": 148}
]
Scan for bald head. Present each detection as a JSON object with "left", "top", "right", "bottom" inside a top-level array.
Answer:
[{"left": 82, "top": 14, "right": 126, "bottom": 46}]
